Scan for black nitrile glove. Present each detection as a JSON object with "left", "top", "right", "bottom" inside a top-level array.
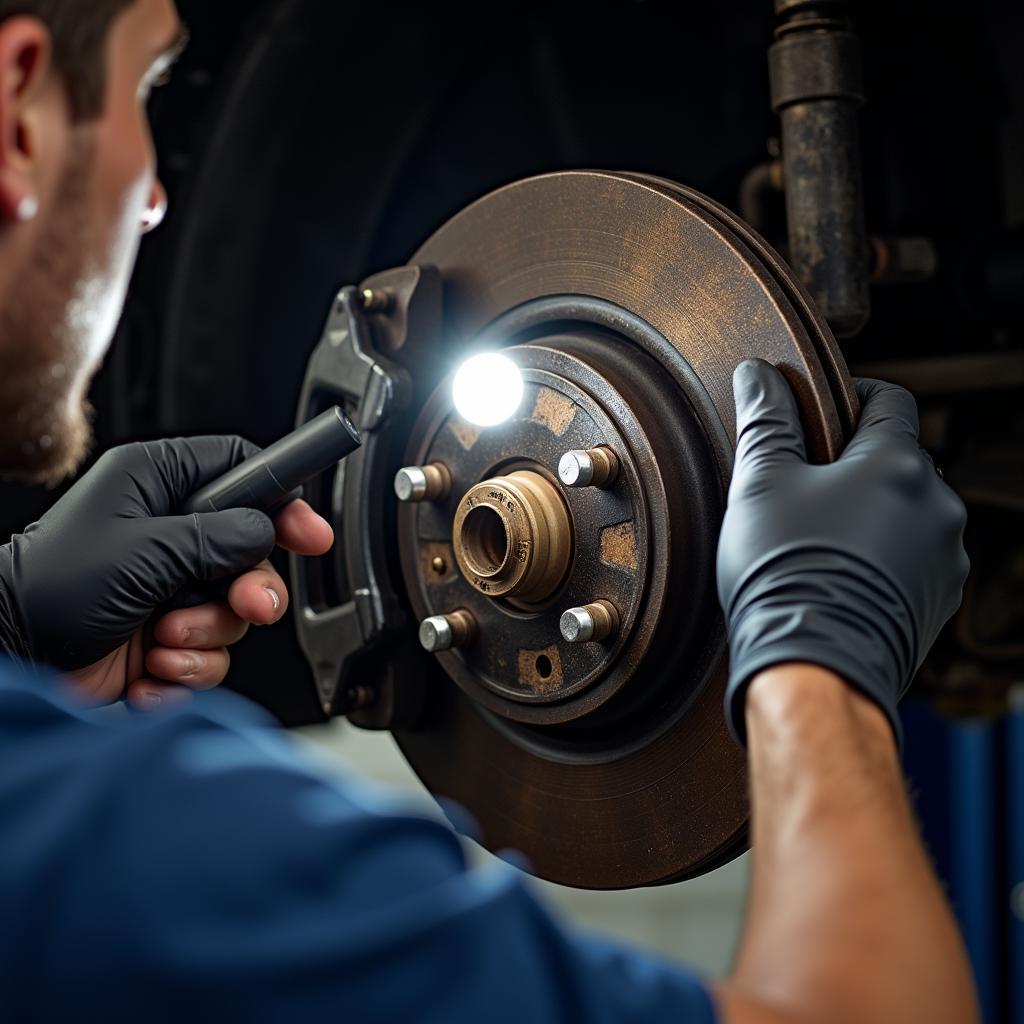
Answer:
[
  {"left": 0, "top": 438, "right": 277, "bottom": 672},
  {"left": 717, "top": 359, "right": 969, "bottom": 747}
]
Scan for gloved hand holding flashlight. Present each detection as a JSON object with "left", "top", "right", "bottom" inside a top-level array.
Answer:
[{"left": 0, "top": 410, "right": 359, "bottom": 709}]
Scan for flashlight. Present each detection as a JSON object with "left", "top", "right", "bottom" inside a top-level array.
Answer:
[{"left": 183, "top": 406, "right": 362, "bottom": 517}]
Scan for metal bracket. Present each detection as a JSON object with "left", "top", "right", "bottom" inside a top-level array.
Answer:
[{"left": 290, "top": 282, "right": 414, "bottom": 716}]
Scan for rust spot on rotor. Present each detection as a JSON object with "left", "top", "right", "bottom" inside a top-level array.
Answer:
[
  {"left": 449, "top": 419, "right": 481, "bottom": 451},
  {"left": 517, "top": 645, "right": 564, "bottom": 694},
  {"left": 531, "top": 387, "right": 577, "bottom": 436},
  {"left": 600, "top": 521, "right": 639, "bottom": 570}
]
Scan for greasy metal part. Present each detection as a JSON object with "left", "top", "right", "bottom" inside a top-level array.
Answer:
[
  {"left": 738, "top": 158, "right": 784, "bottom": 232},
  {"left": 291, "top": 275, "right": 443, "bottom": 718},
  {"left": 419, "top": 610, "right": 477, "bottom": 653},
  {"left": 770, "top": 0, "right": 870, "bottom": 338},
  {"left": 360, "top": 287, "right": 394, "bottom": 314},
  {"left": 869, "top": 236, "right": 939, "bottom": 285},
  {"left": 394, "top": 462, "right": 452, "bottom": 503},
  {"left": 403, "top": 348, "right": 648, "bottom": 722},
  {"left": 561, "top": 601, "right": 620, "bottom": 644},
  {"left": 453, "top": 470, "right": 573, "bottom": 604},
  {"left": 360, "top": 265, "right": 443, "bottom": 355},
  {"left": 385, "top": 171, "right": 857, "bottom": 888},
  {"left": 558, "top": 446, "right": 620, "bottom": 488}
]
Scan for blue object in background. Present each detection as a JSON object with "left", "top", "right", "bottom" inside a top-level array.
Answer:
[
  {"left": 949, "top": 720, "right": 999, "bottom": 1024},
  {"left": 1007, "top": 689, "right": 1024, "bottom": 1024},
  {"left": 902, "top": 698, "right": 1019, "bottom": 1024}
]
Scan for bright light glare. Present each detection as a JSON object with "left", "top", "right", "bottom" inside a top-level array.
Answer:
[{"left": 452, "top": 352, "right": 524, "bottom": 428}]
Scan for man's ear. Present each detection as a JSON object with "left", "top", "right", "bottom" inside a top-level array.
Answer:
[{"left": 0, "top": 17, "right": 55, "bottom": 225}]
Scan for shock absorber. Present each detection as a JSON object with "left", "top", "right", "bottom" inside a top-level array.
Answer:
[{"left": 770, "top": 0, "right": 870, "bottom": 338}]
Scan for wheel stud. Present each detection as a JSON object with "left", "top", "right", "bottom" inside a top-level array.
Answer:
[
  {"left": 558, "top": 446, "right": 619, "bottom": 488},
  {"left": 395, "top": 463, "right": 452, "bottom": 503},
  {"left": 560, "top": 601, "right": 620, "bottom": 644},
  {"left": 419, "top": 610, "right": 477, "bottom": 652}
]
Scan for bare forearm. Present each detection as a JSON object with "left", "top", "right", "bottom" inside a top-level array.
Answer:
[{"left": 717, "top": 664, "right": 977, "bottom": 1024}]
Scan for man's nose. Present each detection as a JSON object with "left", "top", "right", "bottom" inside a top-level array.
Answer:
[{"left": 142, "top": 180, "right": 168, "bottom": 234}]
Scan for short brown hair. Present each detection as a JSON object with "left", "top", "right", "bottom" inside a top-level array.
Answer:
[{"left": 0, "top": 0, "right": 136, "bottom": 119}]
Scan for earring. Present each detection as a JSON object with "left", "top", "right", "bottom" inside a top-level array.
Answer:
[{"left": 15, "top": 195, "right": 38, "bottom": 222}]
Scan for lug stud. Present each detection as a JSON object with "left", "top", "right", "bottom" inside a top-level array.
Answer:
[
  {"left": 560, "top": 600, "right": 621, "bottom": 644},
  {"left": 395, "top": 462, "right": 452, "bottom": 503},
  {"left": 558, "top": 446, "right": 620, "bottom": 489},
  {"left": 419, "top": 610, "right": 477, "bottom": 653}
]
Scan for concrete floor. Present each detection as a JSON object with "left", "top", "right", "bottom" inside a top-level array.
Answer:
[{"left": 294, "top": 719, "right": 750, "bottom": 978}]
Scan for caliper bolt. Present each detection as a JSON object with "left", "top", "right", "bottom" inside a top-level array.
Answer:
[
  {"left": 360, "top": 287, "right": 394, "bottom": 313},
  {"left": 558, "top": 446, "right": 620, "bottom": 489},
  {"left": 395, "top": 462, "right": 452, "bottom": 503},
  {"left": 560, "top": 600, "right": 621, "bottom": 644},
  {"left": 419, "top": 610, "right": 477, "bottom": 653}
]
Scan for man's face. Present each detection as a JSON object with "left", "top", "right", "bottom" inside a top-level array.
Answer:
[{"left": 0, "top": 0, "right": 183, "bottom": 483}]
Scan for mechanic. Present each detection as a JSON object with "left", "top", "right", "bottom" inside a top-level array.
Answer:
[{"left": 0, "top": 1, "right": 978, "bottom": 1022}]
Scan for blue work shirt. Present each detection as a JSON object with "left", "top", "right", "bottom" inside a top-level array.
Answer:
[{"left": 0, "top": 660, "right": 716, "bottom": 1022}]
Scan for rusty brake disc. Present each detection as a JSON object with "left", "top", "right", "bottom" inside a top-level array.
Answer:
[{"left": 296, "top": 170, "right": 857, "bottom": 890}]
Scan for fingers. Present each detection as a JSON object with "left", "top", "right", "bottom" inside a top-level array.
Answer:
[
  {"left": 227, "top": 560, "right": 289, "bottom": 626},
  {"left": 152, "top": 600, "right": 250, "bottom": 650},
  {"left": 844, "top": 378, "right": 921, "bottom": 458},
  {"left": 147, "top": 508, "right": 277, "bottom": 608},
  {"left": 140, "top": 601, "right": 250, "bottom": 701},
  {"left": 732, "top": 359, "right": 808, "bottom": 472},
  {"left": 274, "top": 499, "right": 335, "bottom": 556},
  {"left": 145, "top": 646, "right": 231, "bottom": 691},
  {"left": 126, "top": 680, "right": 195, "bottom": 712}
]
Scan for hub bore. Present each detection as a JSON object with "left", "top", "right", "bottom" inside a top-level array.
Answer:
[{"left": 453, "top": 470, "right": 572, "bottom": 605}]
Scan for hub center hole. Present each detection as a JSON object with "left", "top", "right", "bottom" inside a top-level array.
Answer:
[{"left": 463, "top": 505, "right": 510, "bottom": 575}]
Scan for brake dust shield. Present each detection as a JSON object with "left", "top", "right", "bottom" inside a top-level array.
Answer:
[{"left": 301, "top": 171, "right": 857, "bottom": 890}]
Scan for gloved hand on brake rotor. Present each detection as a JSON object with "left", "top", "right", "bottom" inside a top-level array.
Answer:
[{"left": 716, "top": 359, "right": 969, "bottom": 747}]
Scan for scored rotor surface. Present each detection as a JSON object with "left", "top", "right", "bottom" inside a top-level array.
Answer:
[{"left": 391, "top": 171, "right": 857, "bottom": 889}]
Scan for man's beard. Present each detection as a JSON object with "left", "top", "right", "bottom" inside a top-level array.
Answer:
[{"left": 0, "top": 131, "right": 102, "bottom": 486}]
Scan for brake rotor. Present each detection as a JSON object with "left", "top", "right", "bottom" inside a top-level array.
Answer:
[{"left": 379, "top": 171, "right": 856, "bottom": 889}]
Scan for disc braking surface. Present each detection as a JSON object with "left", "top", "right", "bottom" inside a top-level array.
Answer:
[{"left": 387, "top": 171, "right": 856, "bottom": 889}]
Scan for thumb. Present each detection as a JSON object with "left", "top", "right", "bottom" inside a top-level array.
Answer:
[
  {"left": 732, "top": 359, "right": 808, "bottom": 475},
  {"left": 140, "top": 507, "right": 277, "bottom": 605}
]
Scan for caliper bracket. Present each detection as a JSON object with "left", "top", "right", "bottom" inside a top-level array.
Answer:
[{"left": 290, "top": 275, "right": 426, "bottom": 716}]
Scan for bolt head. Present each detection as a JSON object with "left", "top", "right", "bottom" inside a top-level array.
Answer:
[
  {"left": 395, "top": 467, "right": 428, "bottom": 502},
  {"left": 559, "top": 451, "right": 594, "bottom": 488},
  {"left": 560, "top": 607, "right": 596, "bottom": 644},
  {"left": 419, "top": 615, "right": 454, "bottom": 652}
]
